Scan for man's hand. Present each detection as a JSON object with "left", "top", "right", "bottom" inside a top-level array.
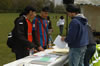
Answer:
[
  {"left": 38, "top": 46, "right": 44, "bottom": 51},
  {"left": 31, "top": 48, "right": 38, "bottom": 53}
]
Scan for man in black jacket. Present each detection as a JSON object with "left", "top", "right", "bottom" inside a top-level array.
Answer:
[
  {"left": 84, "top": 25, "right": 96, "bottom": 66},
  {"left": 8, "top": 6, "right": 40, "bottom": 60}
]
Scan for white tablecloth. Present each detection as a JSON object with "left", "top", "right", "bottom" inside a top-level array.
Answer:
[{"left": 3, "top": 49, "right": 69, "bottom": 66}]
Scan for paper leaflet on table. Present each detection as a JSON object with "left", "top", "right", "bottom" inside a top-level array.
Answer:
[
  {"left": 53, "top": 35, "right": 69, "bottom": 49},
  {"left": 29, "top": 54, "right": 59, "bottom": 65}
]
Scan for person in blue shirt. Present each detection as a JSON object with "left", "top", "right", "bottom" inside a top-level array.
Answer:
[
  {"left": 61, "top": 4, "right": 89, "bottom": 66},
  {"left": 32, "top": 7, "right": 49, "bottom": 51}
]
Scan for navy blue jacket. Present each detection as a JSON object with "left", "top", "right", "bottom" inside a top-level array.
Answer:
[{"left": 65, "top": 15, "right": 89, "bottom": 48}]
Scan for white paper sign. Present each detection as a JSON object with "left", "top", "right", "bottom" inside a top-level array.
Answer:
[{"left": 53, "top": 35, "right": 68, "bottom": 48}]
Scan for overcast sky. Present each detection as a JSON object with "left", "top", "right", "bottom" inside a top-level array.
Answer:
[{"left": 55, "top": 0, "right": 63, "bottom": 5}]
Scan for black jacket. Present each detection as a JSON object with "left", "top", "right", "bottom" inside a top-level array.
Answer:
[
  {"left": 87, "top": 25, "right": 96, "bottom": 46},
  {"left": 10, "top": 16, "right": 40, "bottom": 51},
  {"left": 48, "top": 20, "right": 52, "bottom": 29}
]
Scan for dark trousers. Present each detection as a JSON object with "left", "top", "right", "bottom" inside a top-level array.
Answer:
[
  {"left": 84, "top": 44, "right": 96, "bottom": 66},
  {"left": 14, "top": 49, "right": 29, "bottom": 60},
  {"left": 59, "top": 25, "right": 64, "bottom": 35}
]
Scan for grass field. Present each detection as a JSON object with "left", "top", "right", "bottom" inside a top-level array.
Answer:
[{"left": 0, "top": 13, "right": 67, "bottom": 66}]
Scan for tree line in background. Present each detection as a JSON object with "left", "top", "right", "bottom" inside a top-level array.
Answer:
[{"left": 0, "top": 0, "right": 66, "bottom": 13}]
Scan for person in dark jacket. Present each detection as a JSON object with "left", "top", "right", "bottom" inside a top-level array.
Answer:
[
  {"left": 47, "top": 16, "right": 52, "bottom": 30},
  {"left": 47, "top": 16, "right": 53, "bottom": 45},
  {"left": 8, "top": 6, "right": 40, "bottom": 60},
  {"left": 61, "top": 4, "right": 89, "bottom": 66},
  {"left": 84, "top": 25, "right": 96, "bottom": 66}
]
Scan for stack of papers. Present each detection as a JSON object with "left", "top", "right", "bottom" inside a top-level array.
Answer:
[
  {"left": 53, "top": 48, "right": 69, "bottom": 53},
  {"left": 29, "top": 59, "right": 51, "bottom": 65},
  {"left": 49, "top": 48, "right": 69, "bottom": 56},
  {"left": 53, "top": 35, "right": 69, "bottom": 54},
  {"left": 29, "top": 54, "right": 59, "bottom": 65}
]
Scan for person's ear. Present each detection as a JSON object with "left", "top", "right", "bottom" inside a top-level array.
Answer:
[{"left": 29, "top": 11, "right": 33, "bottom": 16}]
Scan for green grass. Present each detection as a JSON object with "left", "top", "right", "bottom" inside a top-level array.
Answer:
[
  {"left": 0, "top": 13, "right": 67, "bottom": 66},
  {"left": 0, "top": 13, "right": 18, "bottom": 66},
  {"left": 48, "top": 13, "right": 67, "bottom": 39}
]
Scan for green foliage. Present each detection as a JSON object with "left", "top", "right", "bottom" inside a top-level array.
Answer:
[
  {"left": 34, "top": 0, "right": 45, "bottom": 12},
  {"left": 0, "top": 0, "right": 47, "bottom": 13},
  {"left": 49, "top": 1, "right": 55, "bottom": 12},
  {"left": 0, "top": 0, "right": 66, "bottom": 13},
  {"left": 12, "top": 0, "right": 31, "bottom": 12},
  {"left": 0, "top": 0, "right": 13, "bottom": 10},
  {"left": 0, "top": 0, "right": 32, "bottom": 12},
  {"left": 54, "top": 5, "right": 66, "bottom": 13}
]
